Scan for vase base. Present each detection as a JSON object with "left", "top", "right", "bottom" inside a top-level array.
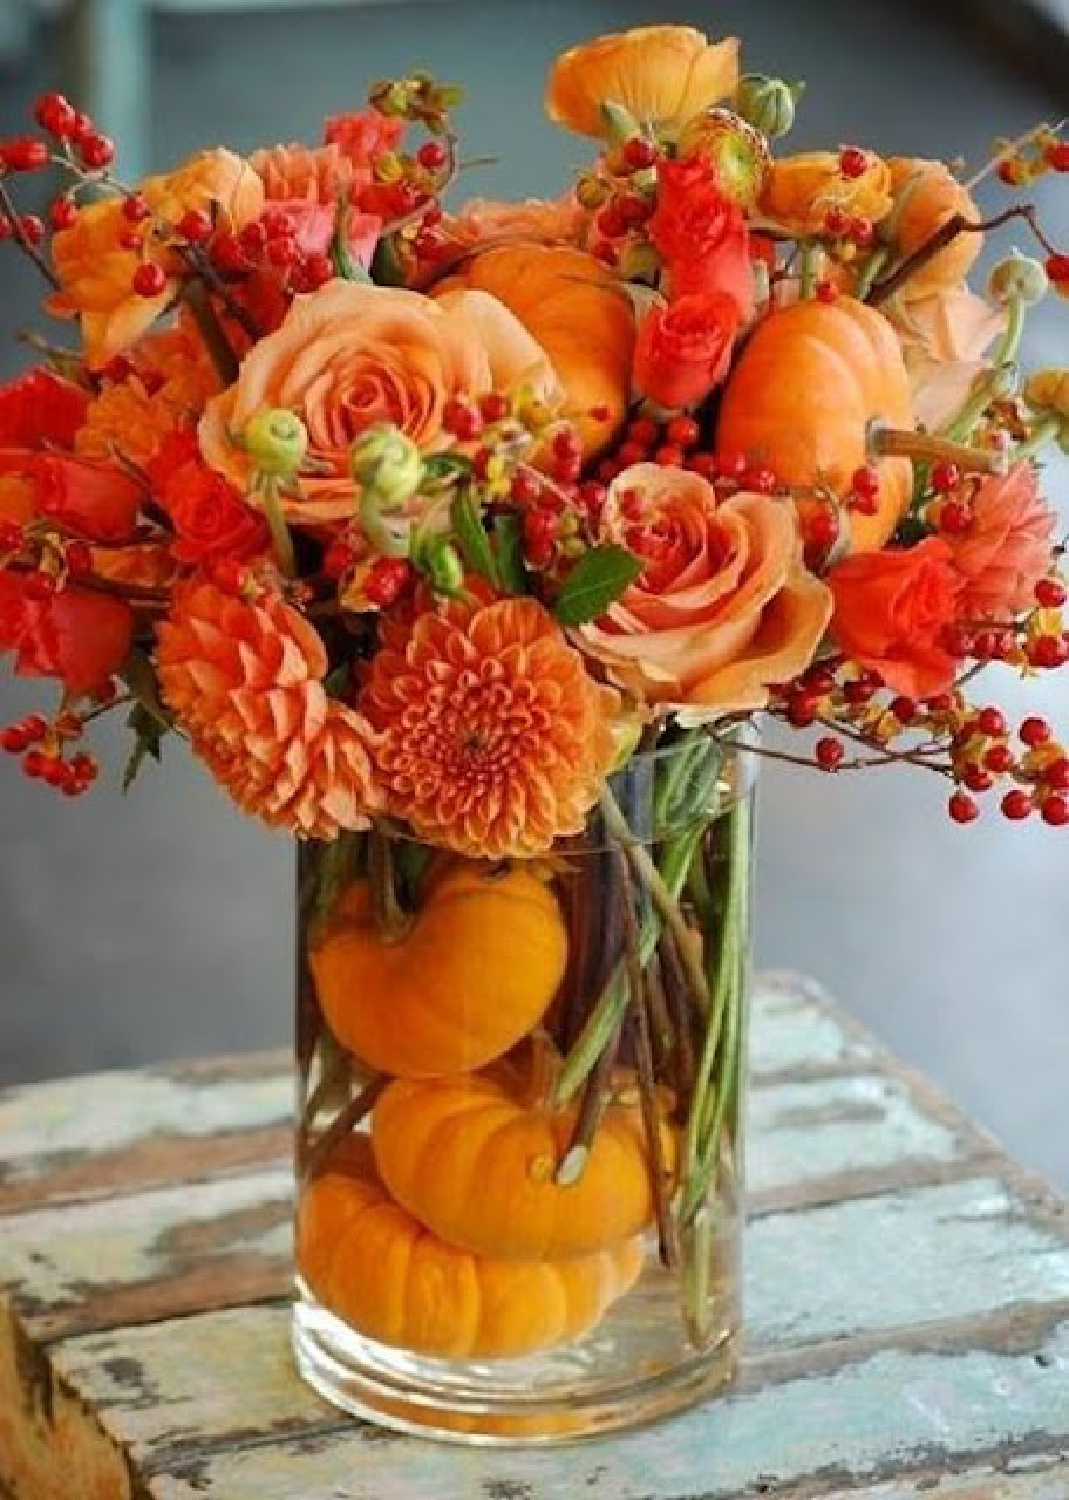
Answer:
[{"left": 292, "top": 1288, "right": 739, "bottom": 1446}]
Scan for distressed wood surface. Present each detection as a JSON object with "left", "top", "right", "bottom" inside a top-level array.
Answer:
[{"left": 1, "top": 972, "right": 1067, "bottom": 1498}]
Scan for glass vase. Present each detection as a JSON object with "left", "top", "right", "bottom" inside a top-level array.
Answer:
[{"left": 292, "top": 732, "right": 755, "bottom": 1444}]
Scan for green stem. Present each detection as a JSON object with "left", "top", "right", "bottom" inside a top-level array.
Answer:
[
  {"left": 258, "top": 476, "right": 297, "bottom": 578},
  {"left": 855, "top": 245, "right": 890, "bottom": 301},
  {"left": 798, "top": 241, "right": 820, "bottom": 300}
]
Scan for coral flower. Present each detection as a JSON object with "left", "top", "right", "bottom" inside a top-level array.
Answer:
[
  {"left": 49, "top": 149, "right": 263, "bottom": 367},
  {"left": 249, "top": 142, "right": 382, "bottom": 266},
  {"left": 760, "top": 150, "right": 893, "bottom": 237},
  {"left": 545, "top": 26, "right": 739, "bottom": 141},
  {"left": 575, "top": 465, "right": 831, "bottom": 716},
  {"left": 157, "top": 581, "right": 382, "bottom": 839},
  {"left": 199, "top": 280, "right": 561, "bottom": 523},
  {"left": 945, "top": 464, "right": 1057, "bottom": 619},
  {"left": 447, "top": 196, "right": 587, "bottom": 256},
  {"left": 363, "top": 598, "right": 619, "bottom": 858}
]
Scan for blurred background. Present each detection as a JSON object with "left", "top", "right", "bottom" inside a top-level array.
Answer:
[{"left": 0, "top": 1, "right": 1066, "bottom": 1184}]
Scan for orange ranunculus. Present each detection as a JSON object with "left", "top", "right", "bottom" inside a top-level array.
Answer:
[
  {"left": 760, "top": 150, "right": 893, "bottom": 237},
  {"left": 945, "top": 464, "right": 1057, "bottom": 619},
  {"left": 633, "top": 292, "right": 739, "bottom": 410},
  {"left": 575, "top": 464, "right": 832, "bottom": 716},
  {"left": 891, "top": 286, "right": 1006, "bottom": 431},
  {"left": 49, "top": 149, "right": 263, "bottom": 367},
  {"left": 199, "top": 280, "right": 562, "bottom": 523},
  {"left": 448, "top": 196, "right": 587, "bottom": 256},
  {"left": 434, "top": 244, "right": 635, "bottom": 456},
  {"left": 545, "top": 26, "right": 739, "bottom": 141},
  {"left": 829, "top": 537, "right": 961, "bottom": 698},
  {"left": 884, "top": 158, "right": 981, "bottom": 299}
]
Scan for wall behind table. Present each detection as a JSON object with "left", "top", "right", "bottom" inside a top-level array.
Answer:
[{"left": 0, "top": 1, "right": 1066, "bottom": 1185}]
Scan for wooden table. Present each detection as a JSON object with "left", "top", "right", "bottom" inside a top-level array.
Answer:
[{"left": 1, "top": 973, "right": 1067, "bottom": 1498}]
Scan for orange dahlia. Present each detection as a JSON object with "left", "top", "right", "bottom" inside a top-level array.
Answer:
[
  {"left": 363, "top": 598, "right": 619, "bottom": 858},
  {"left": 157, "top": 582, "right": 381, "bottom": 839}
]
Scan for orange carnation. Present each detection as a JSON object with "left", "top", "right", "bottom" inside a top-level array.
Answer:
[
  {"left": 199, "top": 280, "right": 561, "bottom": 523},
  {"left": 363, "top": 598, "right": 618, "bottom": 857},
  {"left": 576, "top": 464, "right": 831, "bottom": 716},
  {"left": 157, "top": 581, "right": 381, "bottom": 839},
  {"left": 945, "top": 464, "right": 1057, "bottom": 619},
  {"left": 760, "top": 150, "right": 892, "bottom": 237},
  {"left": 49, "top": 150, "right": 263, "bottom": 367},
  {"left": 545, "top": 26, "right": 739, "bottom": 141}
]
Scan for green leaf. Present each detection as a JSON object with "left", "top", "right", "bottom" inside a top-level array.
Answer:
[
  {"left": 553, "top": 545, "right": 643, "bottom": 627},
  {"left": 324, "top": 663, "right": 350, "bottom": 700},
  {"left": 122, "top": 702, "right": 168, "bottom": 794},
  {"left": 450, "top": 488, "right": 500, "bottom": 587},
  {"left": 422, "top": 452, "right": 472, "bottom": 484},
  {"left": 370, "top": 236, "right": 409, "bottom": 288},
  {"left": 491, "top": 513, "right": 527, "bottom": 596},
  {"left": 119, "top": 648, "right": 169, "bottom": 726}
]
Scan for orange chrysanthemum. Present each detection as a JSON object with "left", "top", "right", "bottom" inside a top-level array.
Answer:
[
  {"left": 157, "top": 582, "right": 382, "bottom": 839},
  {"left": 363, "top": 598, "right": 619, "bottom": 858}
]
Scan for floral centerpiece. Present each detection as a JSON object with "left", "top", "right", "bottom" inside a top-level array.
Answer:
[{"left": 0, "top": 22, "right": 1066, "bottom": 1444}]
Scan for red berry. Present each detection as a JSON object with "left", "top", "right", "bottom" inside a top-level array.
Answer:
[
  {"left": 1034, "top": 577, "right": 1067, "bottom": 608},
  {"left": 592, "top": 241, "right": 619, "bottom": 268},
  {"left": 838, "top": 146, "right": 868, "bottom": 179},
  {"left": 43, "top": 756, "right": 68, "bottom": 789},
  {"left": 850, "top": 217, "right": 875, "bottom": 247},
  {"left": 322, "top": 540, "right": 355, "bottom": 580},
  {"left": 1041, "top": 792, "right": 1069, "bottom": 826},
  {"left": 177, "top": 208, "right": 212, "bottom": 243},
  {"left": 414, "top": 228, "right": 446, "bottom": 261},
  {"left": 623, "top": 137, "right": 658, "bottom": 170},
  {"left": 65, "top": 540, "right": 93, "bottom": 577},
  {"left": 627, "top": 417, "right": 660, "bottom": 449},
  {"left": 924, "top": 693, "right": 955, "bottom": 715},
  {"left": 963, "top": 764, "right": 994, "bottom": 793},
  {"left": 365, "top": 558, "right": 415, "bottom": 608},
  {"left": 78, "top": 132, "right": 115, "bottom": 169},
  {"left": 1045, "top": 253, "right": 1069, "bottom": 285},
  {"left": 239, "top": 221, "right": 267, "bottom": 254},
  {"left": 122, "top": 193, "right": 151, "bottom": 223},
  {"left": 1044, "top": 757, "right": 1069, "bottom": 791},
  {"left": 823, "top": 207, "right": 851, "bottom": 237},
  {"left": 589, "top": 403, "right": 612, "bottom": 423},
  {"left": 806, "top": 509, "right": 839, "bottom": 551},
  {"left": 523, "top": 508, "right": 559, "bottom": 553},
  {"left": 815, "top": 736, "right": 844, "bottom": 770},
  {"left": 265, "top": 235, "right": 298, "bottom": 267},
  {"left": 984, "top": 743, "right": 1015, "bottom": 774},
  {"left": 551, "top": 428, "right": 581, "bottom": 462},
  {"left": 576, "top": 481, "right": 606, "bottom": 515},
  {"left": 34, "top": 93, "right": 77, "bottom": 139},
  {"left": 975, "top": 706, "right": 1007, "bottom": 737},
  {"left": 70, "top": 752, "right": 98, "bottom": 783},
  {"left": 1028, "top": 635, "right": 1066, "bottom": 669},
  {"left": 890, "top": 695, "right": 918, "bottom": 723},
  {"left": 118, "top": 228, "right": 144, "bottom": 252},
  {"left": 666, "top": 416, "right": 700, "bottom": 449},
  {"left": 654, "top": 444, "right": 685, "bottom": 468},
  {"left": 49, "top": 196, "right": 78, "bottom": 231},
  {"left": 786, "top": 695, "right": 819, "bottom": 728},
  {"left": 443, "top": 398, "right": 482, "bottom": 441},
  {"left": 1045, "top": 141, "right": 1069, "bottom": 172},
  {"left": 948, "top": 791, "right": 980, "bottom": 824},
  {"left": 510, "top": 469, "right": 542, "bottom": 506},
  {"left": 22, "top": 750, "right": 48, "bottom": 780},
  {"left": 1, "top": 726, "right": 26, "bottom": 754},
  {"left": 1020, "top": 716, "right": 1052, "bottom": 747},
  {"left": 18, "top": 215, "right": 45, "bottom": 245},
  {"left": 417, "top": 140, "right": 449, "bottom": 171},
  {"left": 302, "top": 252, "right": 333, "bottom": 289},
  {"left": 210, "top": 233, "right": 248, "bottom": 276},
  {"left": 931, "top": 461, "right": 961, "bottom": 497},
  {"left": 617, "top": 193, "right": 652, "bottom": 227},
  {"left": 714, "top": 449, "right": 748, "bottom": 481},
  {"left": 1001, "top": 789, "right": 1033, "bottom": 821},
  {"left": 688, "top": 452, "right": 719, "bottom": 481},
  {"left": 1, "top": 136, "right": 50, "bottom": 172},
  {"left": 132, "top": 261, "right": 166, "bottom": 297},
  {"left": 743, "top": 466, "right": 778, "bottom": 495},
  {"left": 480, "top": 392, "right": 510, "bottom": 423},
  {"left": 616, "top": 441, "right": 648, "bottom": 468},
  {"left": 851, "top": 465, "right": 880, "bottom": 502},
  {"left": 816, "top": 280, "right": 839, "bottom": 304}
]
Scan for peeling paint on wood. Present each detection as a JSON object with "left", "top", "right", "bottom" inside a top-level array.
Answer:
[{"left": 1, "top": 973, "right": 1067, "bottom": 1498}]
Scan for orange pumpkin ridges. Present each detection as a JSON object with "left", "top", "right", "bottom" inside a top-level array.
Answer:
[
  {"left": 433, "top": 245, "right": 636, "bottom": 458},
  {"left": 371, "top": 1070, "right": 677, "bottom": 1260},
  {"left": 309, "top": 861, "right": 567, "bottom": 1078},
  {"left": 298, "top": 1137, "right": 645, "bottom": 1360},
  {"left": 716, "top": 295, "right": 915, "bottom": 554}
]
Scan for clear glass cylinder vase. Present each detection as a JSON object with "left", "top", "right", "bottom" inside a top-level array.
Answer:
[{"left": 292, "top": 732, "right": 755, "bottom": 1444}]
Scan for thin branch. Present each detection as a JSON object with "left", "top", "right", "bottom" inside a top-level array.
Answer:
[
  {"left": 300, "top": 1074, "right": 386, "bottom": 1182},
  {"left": 0, "top": 176, "right": 61, "bottom": 289},
  {"left": 869, "top": 204, "right": 1058, "bottom": 307}
]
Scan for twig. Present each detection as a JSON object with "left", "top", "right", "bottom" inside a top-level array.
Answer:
[
  {"left": 0, "top": 176, "right": 61, "bottom": 289},
  {"left": 300, "top": 1074, "right": 386, "bottom": 1181},
  {"left": 555, "top": 1018, "right": 622, "bottom": 1186},
  {"left": 869, "top": 204, "right": 1058, "bottom": 306},
  {"left": 657, "top": 930, "right": 698, "bottom": 1109},
  {"left": 368, "top": 824, "right": 413, "bottom": 942}
]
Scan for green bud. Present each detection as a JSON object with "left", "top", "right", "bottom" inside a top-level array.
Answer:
[
  {"left": 735, "top": 73, "right": 803, "bottom": 140},
  {"left": 423, "top": 536, "right": 464, "bottom": 594},
  {"left": 372, "top": 80, "right": 412, "bottom": 118},
  {"left": 988, "top": 249, "right": 1049, "bottom": 307},
  {"left": 243, "top": 408, "right": 308, "bottom": 478},
  {"left": 349, "top": 424, "right": 423, "bottom": 507}
]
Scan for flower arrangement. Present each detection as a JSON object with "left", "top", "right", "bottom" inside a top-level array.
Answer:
[{"left": 1, "top": 21, "right": 1067, "bottom": 1442}]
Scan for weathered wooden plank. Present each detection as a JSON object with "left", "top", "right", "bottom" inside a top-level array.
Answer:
[
  {"left": 0, "top": 1054, "right": 290, "bottom": 1213},
  {"left": 800, "top": 1464, "right": 1069, "bottom": 1500},
  {"left": 134, "top": 1321, "right": 1069, "bottom": 1498},
  {"left": 749, "top": 973, "right": 877, "bottom": 1082}
]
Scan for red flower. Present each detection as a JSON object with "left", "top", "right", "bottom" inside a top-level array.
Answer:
[
  {"left": 323, "top": 110, "right": 405, "bottom": 166},
  {"left": 633, "top": 292, "right": 739, "bottom": 410},
  {"left": 649, "top": 157, "right": 753, "bottom": 318},
  {"left": 149, "top": 432, "right": 269, "bottom": 565},
  {"left": 31, "top": 455, "right": 142, "bottom": 542},
  {"left": 0, "top": 369, "right": 89, "bottom": 450},
  {"left": 829, "top": 538, "right": 962, "bottom": 697},
  {"left": 0, "top": 572, "right": 133, "bottom": 695}
]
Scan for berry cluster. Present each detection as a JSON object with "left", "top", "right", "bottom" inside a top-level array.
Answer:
[{"left": 0, "top": 712, "right": 99, "bottom": 797}]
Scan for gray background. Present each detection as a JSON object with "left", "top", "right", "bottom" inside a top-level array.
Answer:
[{"left": 1, "top": 2, "right": 1066, "bottom": 1184}]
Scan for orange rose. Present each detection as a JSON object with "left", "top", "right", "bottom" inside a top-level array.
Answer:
[
  {"left": 575, "top": 464, "right": 832, "bottom": 715},
  {"left": 49, "top": 149, "right": 263, "bottom": 367},
  {"left": 545, "top": 26, "right": 739, "bottom": 141},
  {"left": 199, "top": 280, "right": 562, "bottom": 523},
  {"left": 633, "top": 292, "right": 739, "bottom": 410},
  {"left": 760, "top": 150, "right": 892, "bottom": 236},
  {"left": 829, "top": 538, "right": 961, "bottom": 697},
  {"left": 945, "top": 464, "right": 1057, "bottom": 619}
]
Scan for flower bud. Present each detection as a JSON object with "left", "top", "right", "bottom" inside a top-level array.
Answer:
[
  {"left": 735, "top": 74, "right": 803, "bottom": 140},
  {"left": 576, "top": 173, "right": 610, "bottom": 211},
  {"left": 988, "top": 250, "right": 1049, "bottom": 307},
  {"left": 1025, "top": 367, "right": 1069, "bottom": 418},
  {"left": 676, "top": 109, "right": 770, "bottom": 208},
  {"left": 349, "top": 423, "right": 423, "bottom": 507},
  {"left": 243, "top": 408, "right": 308, "bottom": 478},
  {"left": 422, "top": 535, "right": 464, "bottom": 594}
]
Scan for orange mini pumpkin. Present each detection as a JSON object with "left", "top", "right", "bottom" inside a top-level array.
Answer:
[
  {"left": 309, "top": 861, "right": 567, "bottom": 1078},
  {"left": 372, "top": 1070, "right": 676, "bottom": 1260},
  {"left": 435, "top": 245, "right": 635, "bottom": 456},
  {"left": 298, "top": 1138, "right": 644, "bottom": 1359},
  {"left": 716, "top": 296, "right": 915, "bottom": 553},
  {"left": 884, "top": 158, "right": 981, "bottom": 299}
]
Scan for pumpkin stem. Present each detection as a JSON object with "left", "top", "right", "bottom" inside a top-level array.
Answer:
[
  {"left": 867, "top": 423, "right": 1009, "bottom": 477},
  {"left": 368, "top": 825, "right": 415, "bottom": 944}
]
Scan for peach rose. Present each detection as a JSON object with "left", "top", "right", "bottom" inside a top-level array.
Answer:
[
  {"left": 50, "top": 149, "right": 263, "bottom": 368},
  {"left": 760, "top": 150, "right": 892, "bottom": 237},
  {"left": 946, "top": 464, "right": 1057, "bottom": 618},
  {"left": 575, "top": 464, "right": 832, "bottom": 716},
  {"left": 892, "top": 287, "right": 1006, "bottom": 430},
  {"left": 199, "top": 280, "right": 562, "bottom": 522},
  {"left": 545, "top": 26, "right": 739, "bottom": 141}
]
